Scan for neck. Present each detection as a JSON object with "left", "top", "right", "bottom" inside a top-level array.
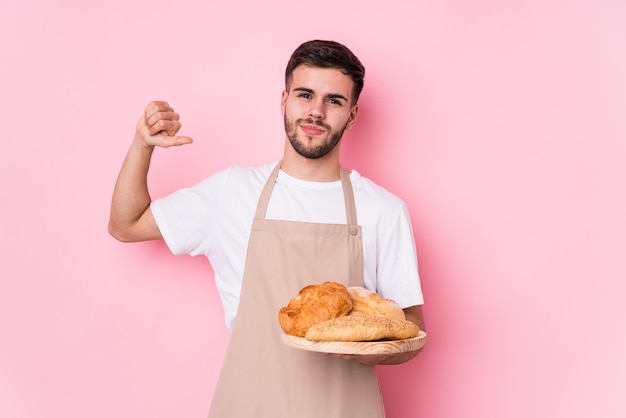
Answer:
[{"left": 280, "top": 138, "right": 342, "bottom": 181}]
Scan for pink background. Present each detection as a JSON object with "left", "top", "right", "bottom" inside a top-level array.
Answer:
[{"left": 1, "top": 1, "right": 625, "bottom": 417}]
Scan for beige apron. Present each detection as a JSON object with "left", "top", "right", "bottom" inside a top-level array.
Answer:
[{"left": 208, "top": 162, "right": 385, "bottom": 418}]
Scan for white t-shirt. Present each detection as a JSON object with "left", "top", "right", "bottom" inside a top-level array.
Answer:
[{"left": 151, "top": 162, "right": 423, "bottom": 330}]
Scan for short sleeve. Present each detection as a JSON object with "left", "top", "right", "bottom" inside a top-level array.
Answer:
[
  {"left": 150, "top": 171, "right": 228, "bottom": 256},
  {"left": 376, "top": 203, "right": 424, "bottom": 308}
]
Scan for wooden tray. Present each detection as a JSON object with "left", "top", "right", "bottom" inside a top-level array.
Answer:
[{"left": 282, "top": 330, "right": 427, "bottom": 355}]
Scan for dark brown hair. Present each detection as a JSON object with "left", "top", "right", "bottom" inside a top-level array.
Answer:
[{"left": 285, "top": 40, "right": 365, "bottom": 104}]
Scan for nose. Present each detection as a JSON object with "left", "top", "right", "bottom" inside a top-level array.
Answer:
[{"left": 309, "top": 98, "right": 325, "bottom": 119}]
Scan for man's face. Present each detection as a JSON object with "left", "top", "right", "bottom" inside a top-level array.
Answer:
[{"left": 281, "top": 65, "right": 358, "bottom": 159}]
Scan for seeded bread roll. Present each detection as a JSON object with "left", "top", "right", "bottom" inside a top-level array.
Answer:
[
  {"left": 278, "top": 282, "right": 353, "bottom": 337},
  {"left": 347, "top": 287, "right": 406, "bottom": 320},
  {"left": 305, "top": 315, "right": 419, "bottom": 342}
]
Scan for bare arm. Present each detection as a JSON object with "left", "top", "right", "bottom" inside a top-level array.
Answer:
[{"left": 108, "top": 101, "right": 193, "bottom": 242}]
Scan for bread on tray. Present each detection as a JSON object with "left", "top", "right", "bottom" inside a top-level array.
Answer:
[
  {"left": 305, "top": 315, "right": 419, "bottom": 342},
  {"left": 278, "top": 281, "right": 419, "bottom": 342},
  {"left": 347, "top": 286, "right": 406, "bottom": 320},
  {"left": 278, "top": 281, "right": 353, "bottom": 337}
]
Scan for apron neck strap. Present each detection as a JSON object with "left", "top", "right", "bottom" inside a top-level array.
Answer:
[
  {"left": 255, "top": 161, "right": 358, "bottom": 225},
  {"left": 339, "top": 166, "right": 358, "bottom": 226}
]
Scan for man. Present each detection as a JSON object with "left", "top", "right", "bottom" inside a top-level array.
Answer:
[{"left": 109, "top": 40, "right": 424, "bottom": 418}]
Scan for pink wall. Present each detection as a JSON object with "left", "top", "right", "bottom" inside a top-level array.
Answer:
[{"left": 1, "top": 1, "right": 625, "bottom": 417}]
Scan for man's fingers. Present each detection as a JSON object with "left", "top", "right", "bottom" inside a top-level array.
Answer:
[
  {"left": 158, "top": 135, "right": 193, "bottom": 148},
  {"left": 174, "top": 136, "right": 193, "bottom": 146},
  {"left": 145, "top": 100, "right": 173, "bottom": 115},
  {"left": 144, "top": 101, "right": 180, "bottom": 134},
  {"left": 145, "top": 110, "right": 180, "bottom": 128},
  {"left": 147, "top": 118, "right": 182, "bottom": 136},
  {"left": 138, "top": 101, "right": 191, "bottom": 148}
]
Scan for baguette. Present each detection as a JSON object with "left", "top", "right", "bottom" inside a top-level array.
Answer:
[{"left": 305, "top": 315, "right": 419, "bottom": 342}]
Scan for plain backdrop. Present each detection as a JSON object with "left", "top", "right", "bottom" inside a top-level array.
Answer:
[{"left": 1, "top": 1, "right": 625, "bottom": 417}]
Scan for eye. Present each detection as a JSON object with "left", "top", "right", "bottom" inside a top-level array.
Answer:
[
  {"left": 327, "top": 98, "right": 342, "bottom": 106},
  {"left": 298, "top": 93, "right": 312, "bottom": 99}
]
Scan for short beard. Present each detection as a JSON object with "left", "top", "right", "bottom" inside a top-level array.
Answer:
[{"left": 284, "top": 116, "right": 347, "bottom": 159}]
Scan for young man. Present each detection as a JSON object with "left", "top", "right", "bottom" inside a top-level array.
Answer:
[{"left": 109, "top": 40, "right": 424, "bottom": 418}]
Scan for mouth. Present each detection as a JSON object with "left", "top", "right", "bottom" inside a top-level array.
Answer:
[{"left": 299, "top": 121, "right": 326, "bottom": 136}]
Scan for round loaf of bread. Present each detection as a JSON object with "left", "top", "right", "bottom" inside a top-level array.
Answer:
[
  {"left": 347, "top": 287, "right": 406, "bottom": 320},
  {"left": 278, "top": 282, "right": 353, "bottom": 337}
]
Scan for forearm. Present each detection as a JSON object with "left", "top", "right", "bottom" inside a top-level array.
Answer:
[
  {"left": 379, "top": 304, "right": 425, "bottom": 365},
  {"left": 108, "top": 135, "right": 157, "bottom": 241}
]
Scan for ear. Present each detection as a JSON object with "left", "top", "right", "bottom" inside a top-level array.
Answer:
[
  {"left": 345, "top": 104, "right": 359, "bottom": 130},
  {"left": 280, "top": 90, "right": 288, "bottom": 116}
]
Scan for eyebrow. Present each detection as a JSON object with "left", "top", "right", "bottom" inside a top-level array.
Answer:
[{"left": 293, "top": 87, "right": 349, "bottom": 103}]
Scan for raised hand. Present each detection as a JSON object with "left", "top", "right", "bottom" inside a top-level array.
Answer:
[{"left": 136, "top": 101, "right": 193, "bottom": 148}]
